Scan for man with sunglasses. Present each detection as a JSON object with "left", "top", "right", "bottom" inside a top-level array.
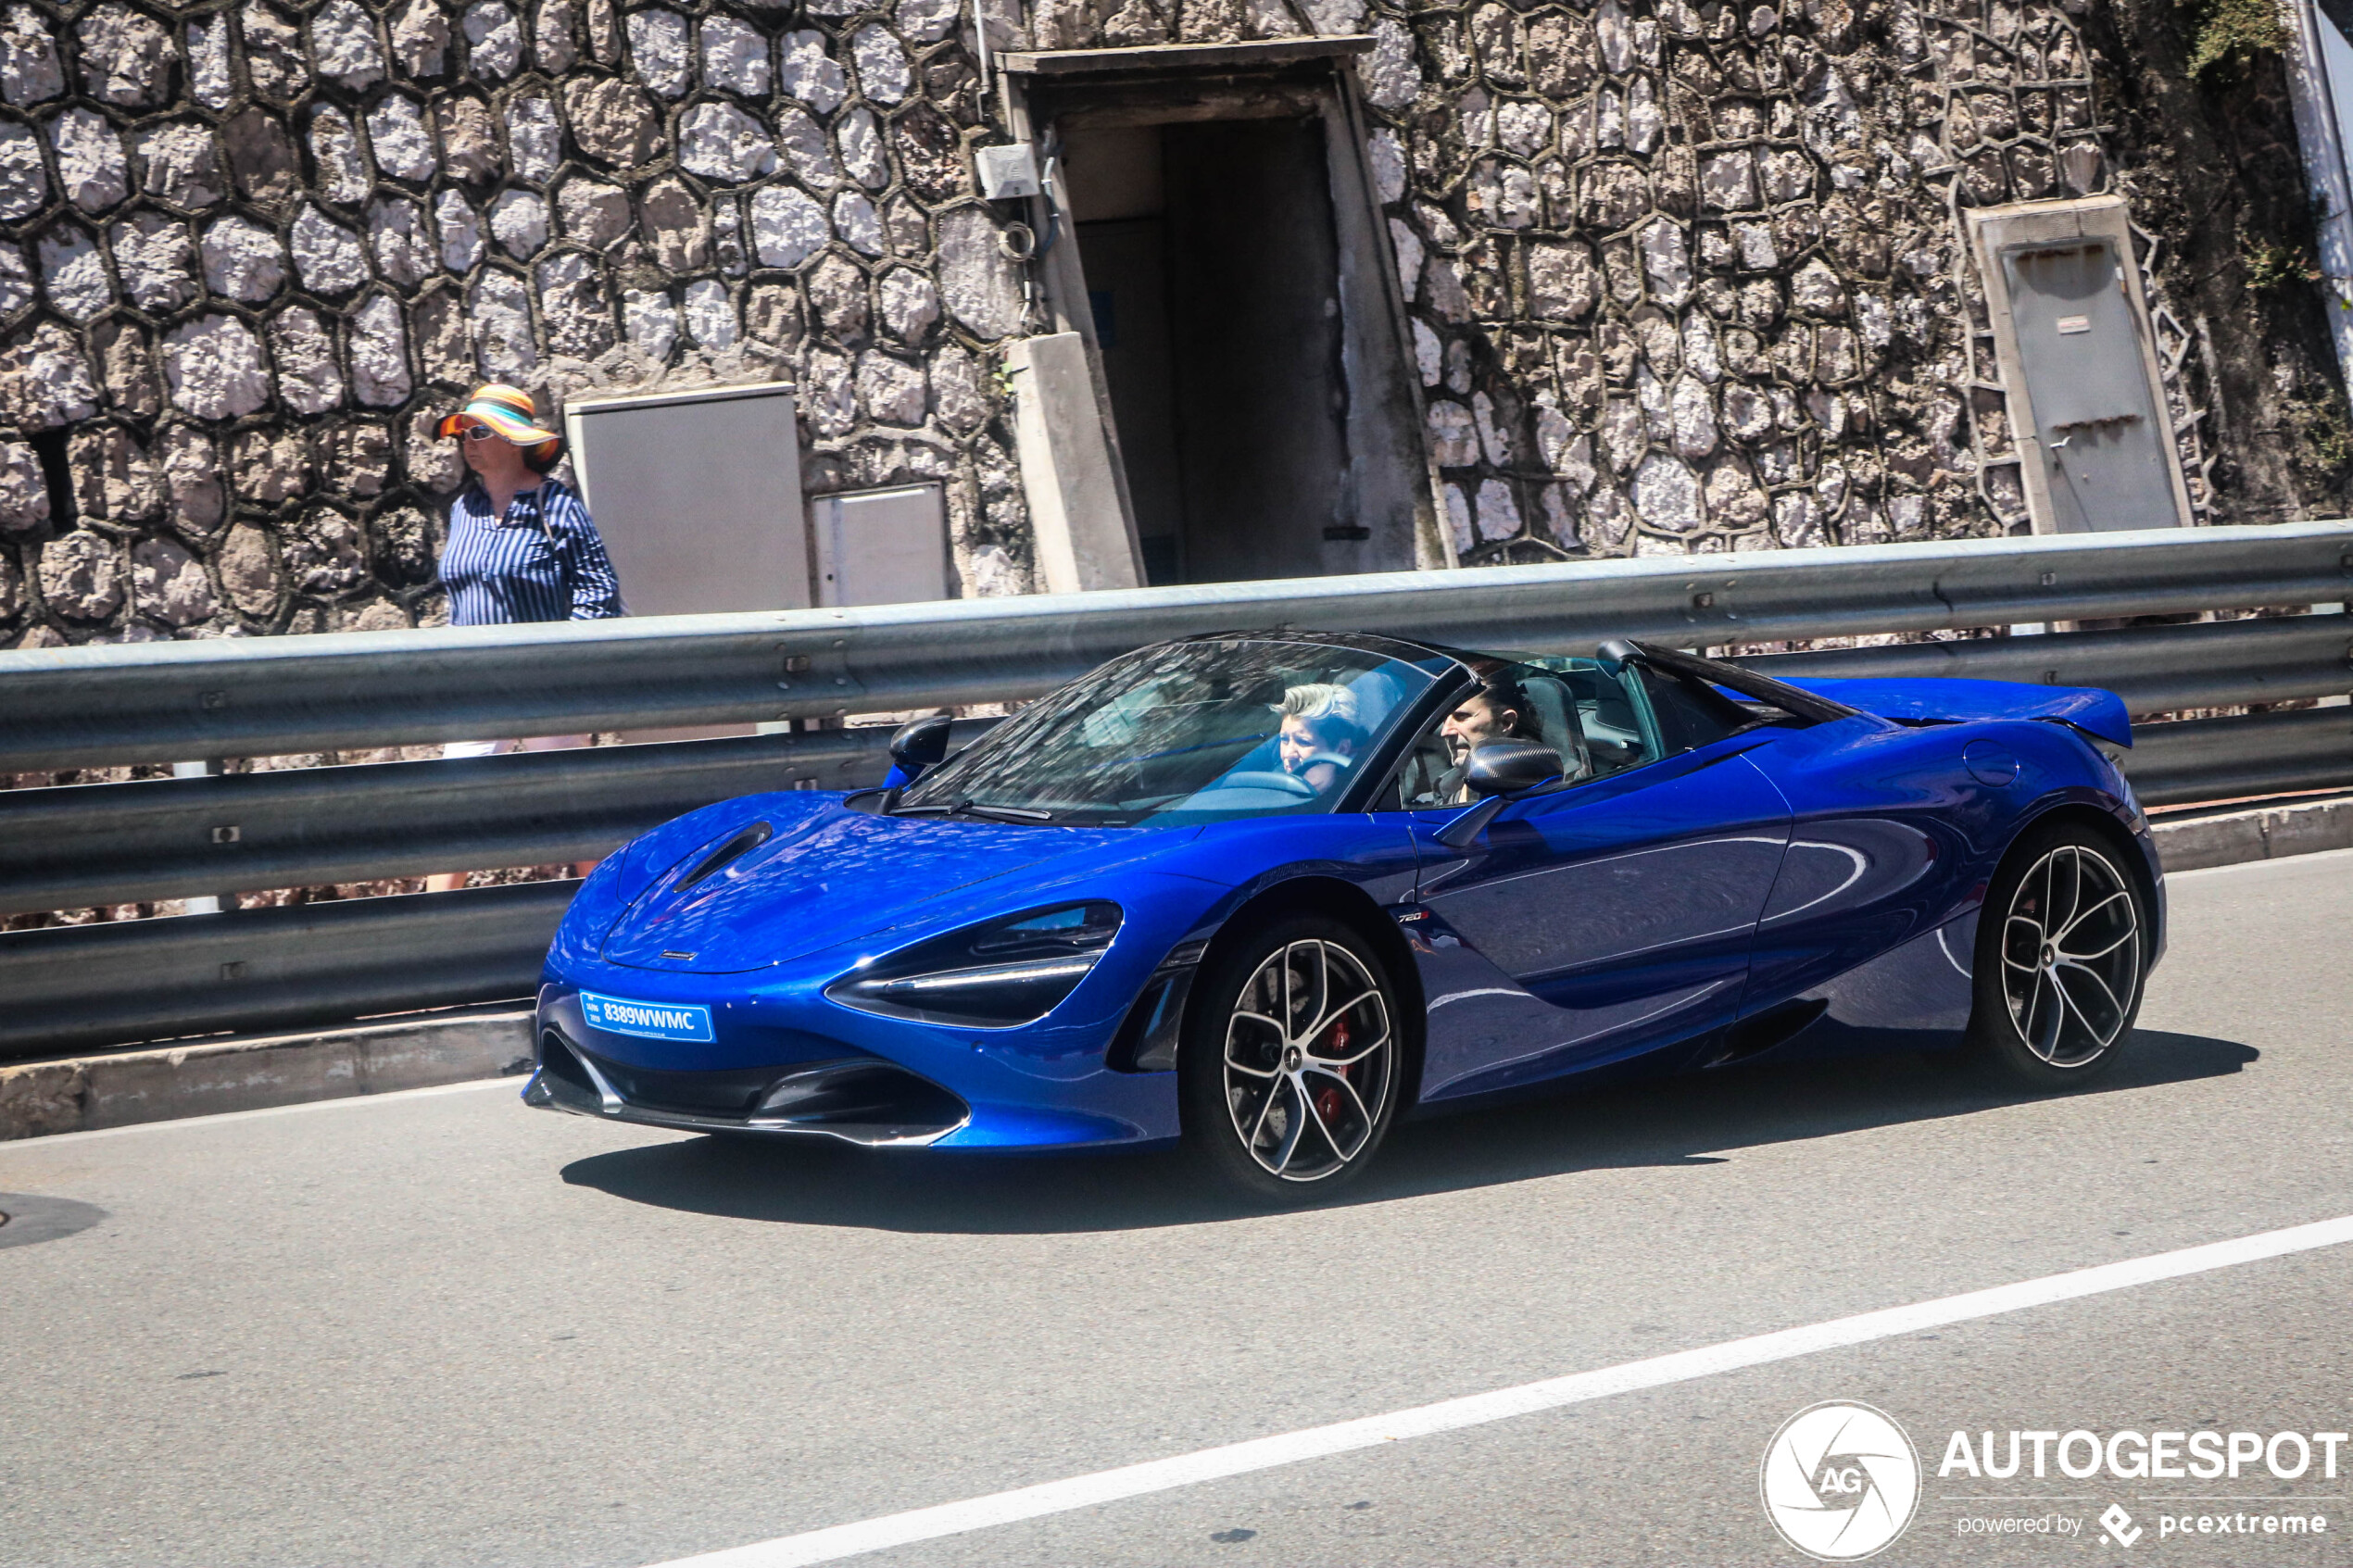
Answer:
[{"left": 424, "top": 383, "right": 624, "bottom": 891}]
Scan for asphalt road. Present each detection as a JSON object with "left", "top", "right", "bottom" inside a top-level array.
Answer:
[{"left": 3, "top": 848, "right": 2349, "bottom": 1568}]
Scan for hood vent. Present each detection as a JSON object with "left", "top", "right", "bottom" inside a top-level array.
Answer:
[{"left": 677, "top": 822, "right": 774, "bottom": 891}]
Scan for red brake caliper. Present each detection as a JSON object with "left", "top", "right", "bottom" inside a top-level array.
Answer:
[{"left": 1314, "top": 1015, "right": 1350, "bottom": 1126}]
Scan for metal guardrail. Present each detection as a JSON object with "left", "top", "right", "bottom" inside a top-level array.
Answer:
[{"left": 1, "top": 523, "right": 2348, "bottom": 1060}]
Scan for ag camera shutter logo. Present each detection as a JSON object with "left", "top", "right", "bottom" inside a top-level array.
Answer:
[{"left": 1760, "top": 1401, "right": 1922, "bottom": 1561}]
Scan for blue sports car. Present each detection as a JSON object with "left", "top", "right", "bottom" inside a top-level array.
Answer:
[{"left": 527, "top": 632, "right": 2162, "bottom": 1202}]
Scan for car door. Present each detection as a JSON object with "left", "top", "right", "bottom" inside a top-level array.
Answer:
[{"left": 1398, "top": 659, "right": 1794, "bottom": 1101}]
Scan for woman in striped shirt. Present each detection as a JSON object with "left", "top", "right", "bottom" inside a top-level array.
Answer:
[{"left": 426, "top": 384, "right": 624, "bottom": 891}]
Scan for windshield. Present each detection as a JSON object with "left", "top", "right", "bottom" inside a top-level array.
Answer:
[{"left": 897, "top": 639, "right": 1438, "bottom": 827}]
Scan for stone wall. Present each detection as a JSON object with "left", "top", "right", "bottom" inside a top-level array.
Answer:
[
  {"left": 0, "top": 0, "right": 2338, "bottom": 647},
  {"left": 0, "top": 0, "right": 1039, "bottom": 645}
]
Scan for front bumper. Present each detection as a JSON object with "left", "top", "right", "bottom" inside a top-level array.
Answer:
[{"left": 524, "top": 1028, "right": 971, "bottom": 1147}]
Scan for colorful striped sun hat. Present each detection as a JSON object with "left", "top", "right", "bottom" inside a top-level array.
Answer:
[{"left": 435, "top": 383, "right": 561, "bottom": 458}]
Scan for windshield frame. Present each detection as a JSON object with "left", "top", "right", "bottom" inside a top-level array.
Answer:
[{"left": 893, "top": 633, "right": 1463, "bottom": 829}]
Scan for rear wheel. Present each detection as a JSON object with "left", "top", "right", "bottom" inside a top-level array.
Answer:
[
  {"left": 1968, "top": 822, "right": 2149, "bottom": 1087},
  {"left": 1179, "top": 915, "right": 1403, "bottom": 1205}
]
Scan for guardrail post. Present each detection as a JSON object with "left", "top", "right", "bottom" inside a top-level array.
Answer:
[{"left": 169, "top": 759, "right": 227, "bottom": 914}]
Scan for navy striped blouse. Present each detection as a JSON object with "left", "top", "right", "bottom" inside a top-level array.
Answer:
[{"left": 438, "top": 478, "right": 625, "bottom": 626}]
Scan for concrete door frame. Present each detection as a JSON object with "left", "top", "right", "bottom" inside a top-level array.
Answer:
[
  {"left": 1968, "top": 194, "right": 2197, "bottom": 535},
  {"left": 1001, "top": 40, "right": 1450, "bottom": 581}
]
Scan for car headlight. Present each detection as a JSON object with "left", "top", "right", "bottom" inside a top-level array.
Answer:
[{"left": 825, "top": 903, "right": 1124, "bottom": 1027}]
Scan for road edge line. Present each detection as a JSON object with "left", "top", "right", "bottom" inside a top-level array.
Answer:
[{"left": 649, "top": 1212, "right": 2353, "bottom": 1568}]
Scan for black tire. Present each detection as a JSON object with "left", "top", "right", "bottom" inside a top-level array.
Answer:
[
  {"left": 1967, "top": 819, "right": 2150, "bottom": 1088},
  {"left": 1179, "top": 913, "right": 1405, "bottom": 1205}
]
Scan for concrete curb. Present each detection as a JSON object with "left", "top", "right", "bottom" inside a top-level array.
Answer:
[
  {"left": 0, "top": 1005, "right": 534, "bottom": 1141},
  {"left": 1, "top": 794, "right": 2344, "bottom": 1143},
  {"left": 2151, "top": 793, "right": 2353, "bottom": 872}
]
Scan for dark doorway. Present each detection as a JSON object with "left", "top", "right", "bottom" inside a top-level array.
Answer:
[{"left": 1061, "top": 117, "right": 1353, "bottom": 585}]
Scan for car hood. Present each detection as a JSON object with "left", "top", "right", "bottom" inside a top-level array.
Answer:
[{"left": 600, "top": 803, "right": 1166, "bottom": 973}]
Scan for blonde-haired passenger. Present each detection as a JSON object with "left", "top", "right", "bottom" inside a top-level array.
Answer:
[{"left": 1274, "top": 683, "right": 1365, "bottom": 796}]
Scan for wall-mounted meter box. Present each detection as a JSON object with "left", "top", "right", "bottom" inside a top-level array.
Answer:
[
  {"left": 561, "top": 381, "right": 809, "bottom": 613},
  {"left": 809, "top": 483, "right": 950, "bottom": 608},
  {"left": 1969, "top": 197, "right": 2196, "bottom": 534},
  {"left": 975, "top": 142, "right": 1042, "bottom": 200}
]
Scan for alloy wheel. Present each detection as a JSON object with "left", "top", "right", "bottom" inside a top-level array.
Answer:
[
  {"left": 1999, "top": 842, "right": 2142, "bottom": 1068},
  {"left": 1221, "top": 938, "right": 1396, "bottom": 1182}
]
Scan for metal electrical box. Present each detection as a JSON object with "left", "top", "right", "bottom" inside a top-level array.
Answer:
[
  {"left": 1971, "top": 197, "right": 2196, "bottom": 534},
  {"left": 561, "top": 382, "right": 809, "bottom": 614},
  {"left": 808, "top": 483, "right": 950, "bottom": 607}
]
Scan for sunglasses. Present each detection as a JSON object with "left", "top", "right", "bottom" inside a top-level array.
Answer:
[{"left": 461, "top": 424, "right": 500, "bottom": 442}]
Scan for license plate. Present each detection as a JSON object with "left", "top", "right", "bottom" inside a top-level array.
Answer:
[{"left": 580, "top": 993, "right": 713, "bottom": 1043}]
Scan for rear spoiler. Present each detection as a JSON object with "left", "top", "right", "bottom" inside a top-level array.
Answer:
[{"left": 1773, "top": 677, "right": 2133, "bottom": 748}]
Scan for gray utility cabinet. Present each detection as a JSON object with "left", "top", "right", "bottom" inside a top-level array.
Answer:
[
  {"left": 561, "top": 382, "right": 811, "bottom": 616},
  {"left": 1970, "top": 196, "right": 2196, "bottom": 534}
]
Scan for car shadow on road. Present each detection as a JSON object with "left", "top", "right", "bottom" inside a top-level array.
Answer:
[{"left": 558, "top": 1029, "right": 2255, "bottom": 1236}]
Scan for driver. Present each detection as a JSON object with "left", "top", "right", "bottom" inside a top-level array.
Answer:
[
  {"left": 1435, "top": 676, "right": 1535, "bottom": 803},
  {"left": 1275, "top": 684, "right": 1365, "bottom": 795}
]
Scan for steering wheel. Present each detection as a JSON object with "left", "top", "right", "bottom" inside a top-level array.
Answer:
[{"left": 1215, "top": 770, "right": 1319, "bottom": 798}]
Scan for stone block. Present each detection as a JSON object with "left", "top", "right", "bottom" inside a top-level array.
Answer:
[
  {"left": 565, "top": 77, "right": 661, "bottom": 167},
  {"left": 283, "top": 505, "right": 370, "bottom": 596},
  {"left": 223, "top": 107, "right": 301, "bottom": 211},
  {"left": 639, "top": 178, "right": 710, "bottom": 270},
  {"left": 434, "top": 189, "right": 484, "bottom": 271},
  {"left": 185, "top": 12, "right": 233, "bottom": 107},
  {"left": 38, "top": 532, "right": 126, "bottom": 621},
  {"left": 412, "top": 285, "right": 472, "bottom": 383},
  {"left": 436, "top": 94, "right": 501, "bottom": 182},
  {"left": 0, "top": 119, "right": 45, "bottom": 220},
  {"left": 749, "top": 184, "right": 829, "bottom": 269},
  {"left": 1, "top": 4, "right": 65, "bottom": 107},
  {"left": 50, "top": 107, "right": 130, "bottom": 211},
  {"left": 131, "top": 534, "right": 217, "bottom": 625},
  {"left": 130, "top": 119, "right": 223, "bottom": 209},
  {"left": 702, "top": 16, "right": 770, "bottom": 94},
  {"left": 3, "top": 321, "right": 98, "bottom": 431},
  {"left": 157, "top": 423, "right": 224, "bottom": 534},
  {"left": 242, "top": 4, "right": 308, "bottom": 102},
  {"left": 291, "top": 203, "right": 370, "bottom": 295},
  {"left": 113, "top": 211, "right": 199, "bottom": 312},
  {"left": 535, "top": 250, "right": 612, "bottom": 357},
  {"left": 200, "top": 215, "right": 287, "bottom": 303},
  {"left": 775, "top": 104, "right": 840, "bottom": 187},
  {"left": 627, "top": 6, "right": 692, "bottom": 95},
  {"left": 489, "top": 189, "right": 549, "bottom": 257},
  {"left": 534, "top": 0, "right": 580, "bottom": 71},
  {"left": 681, "top": 277, "right": 735, "bottom": 347},
  {"left": 622, "top": 286, "right": 678, "bottom": 359},
  {"left": 402, "top": 402, "right": 464, "bottom": 489},
  {"left": 937, "top": 207, "right": 1021, "bottom": 340},
  {"left": 0, "top": 439, "right": 48, "bottom": 535},
  {"left": 313, "top": 0, "right": 389, "bottom": 86},
  {"left": 349, "top": 293, "right": 413, "bottom": 406},
  {"left": 835, "top": 190, "right": 882, "bottom": 255},
  {"left": 856, "top": 349, "right": 925, "bottom": 424},
  {"left": 470, "top": 270, "right": 538, "bottom": 379},
  {"left": 233, "top": 427, "right": 315, "bottom": 509},
  {"left": 779, "top": 30, "right": 848, "bottom": 113},
  {"left": 78, "top": 3, "right": 177, "bottom": 108},
  {"left": 69, "top": 424, "right": 160, "bottom": 521},
  {"left": 679, "top": 101, "right": 776, "bottom": 182},
  {"left": 367, "top": 194, "right": 435, "bottom": 286},
  {"left": 36, "top": 223, "right": 109, "bottom": 320},
  {"left": 463, "top": 0, "right": 523, "bottom": 78},
  {"left": 556, "top": 175, "right": 631, "bottom": 250},
  {"left": 390, "top": 0, "right": 452, "bottom": 77},
  {"left": 853, "top": 22, "right": 910, "bottom": 103},
  {"left": 509, "top": 95, "right": 560, "bottom": 184},
  {"left": 216, "top": 523, "right": 282, "bottom": 616}
]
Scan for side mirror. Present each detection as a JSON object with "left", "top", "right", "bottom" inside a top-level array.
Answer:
[
  {"left": 888, "top": 713, "right": 953, "bottom": 770},
  {"left": 884, "top": 714, "right": 953, "bottom": 791},
  {"left": 1463, "top": 740, "right": 1563, "bottom": 798},
  {"left": 1436, "top": 742, "right": 1565, "bottom": 849}
]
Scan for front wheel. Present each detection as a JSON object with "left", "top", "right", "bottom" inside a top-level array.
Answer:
[
  {"left": 1179, "top": 915, "right": 1403, "bottom": 1205},
  {"left": 1968, "top": 822, "right": 2150, "bottom": 1088}
]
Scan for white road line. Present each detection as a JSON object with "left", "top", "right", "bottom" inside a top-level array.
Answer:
[
  {"left": 0, "top": 1075, "right": 519, "bottom": 1148},
  {"left": 649, "top": 1212, "right": 2353, "bottom": 1568}
]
